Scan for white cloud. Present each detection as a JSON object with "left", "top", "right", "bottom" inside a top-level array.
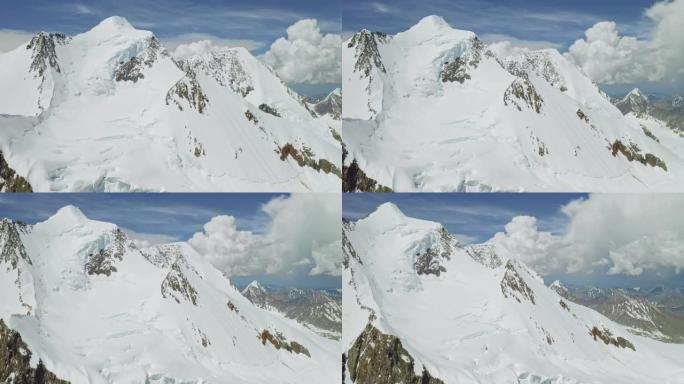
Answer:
[
  {"left": 164, "top": 33, "right": 264, "bottom": 59},
  {"left": 261, "top": 19, "right": 341, "bottom": 84},
  {"left": 483, "top": 34, "right": 561, "bottom": 57},
  {"left": 565, "top": 0, "right": 684, "bottom": 84},
  {"left": 189, "top": 194, "right": 341, "bottom": 277},
  {"left": 0, "top": 29, "right": 36, "bottom": 53},
  {"left": 122, "top": 228, "right": 179, "bottom": 249},
  {"left": 489, "top": 194, "right": 684, "bottom": 276}
]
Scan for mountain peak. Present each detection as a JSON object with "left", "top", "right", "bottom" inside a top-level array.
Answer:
[
  {"left": 371, "top": 202, "right": 406, "bottom": 220},
  {"left": 415, "top": 15, "right": 451, "bottom": 30},
  {"left": 94, "top": 16, "right": 135, "bottom": 32},
  {"left": 245, "top": 280, "right": 264, "bottom": 291},
  {"left": 52, "top": 205, "right": 87, "bottom": 222}
]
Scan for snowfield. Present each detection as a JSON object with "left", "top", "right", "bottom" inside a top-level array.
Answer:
[
  {"left": 0, "top": 17, "right": 341, "bottom": 192},
  {"left": 343, "top": 202, "right": 684, "bottom": 383},
  {"left": 0, "top": 206, "right": 338, "bottom": 383},
  {"left": 342, "top": 16, "right": 684, "bottom": 192}
]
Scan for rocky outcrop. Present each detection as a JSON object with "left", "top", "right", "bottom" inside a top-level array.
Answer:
[
  {"left": 414, "top": 227, "right": 453, "bottom": 276},
  {"left": 85, "top": 229, "right": 128, "bottom": 276},
  {"left": 501, "top": 50, "right": 566, "bottom": 91},
  {"left": 166, "top": 71, "right": 209, "bottom": 114},
  {"left": 342, "top": 219, "right": 362, "bottom": 268},
  {"left": 440, "top": 37, "right": 484, "bottom": 84},
  {"left": 279, "top": 143, "right": 341, "bottom": 178},
  {"left": 501, "top": 260, "right": 536, "bottom": 304},
  {"left": 115, "top": 37, "right": 165, "bottom": 83},
  {"left": 259, "top": 330, "right": 310, "bottom": 357},
  {"left": 342, "top": 145, "right": 392, "bottom": 192},
  {"left": 26, "top": 32, "right": 68, "bottom": 77},
  {"left": 504, "top": 78, "right": 543, "bottom": 113},
  {"left": 0, "top": 319, "right": 69, "bottom": 384},
  {"left": 185, "top": 49, "right": 254, "bottom": 97},
  {"left": 0, "top": 151, "right": 33, "bottom": 192},
  {"left": 348, "top": 30, "right": 389, "bottom": 76},
  {"left": 610, "top": 140, "right": 667, "bottom": 171},
  {"left": 346, "top": 323, "right": 444, "bottom": 384},
  {"left": 258, "top": 103, "right": 281, "bottom": 117},
  {"left": 465, "top": 244, "right": 503, "bottom": 269},
  {"left": 0, "top": 219, "right": 31, "bottom": 270},
  {"left": 161, "top": 258, "right": 198, "bottom": 305},
  {"left": 590, "top": 326, "right": 635, "bottom": 351}
]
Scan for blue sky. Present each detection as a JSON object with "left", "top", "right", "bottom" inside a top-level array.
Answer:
[
  {"left": 0, "top": 193, "right": 341, "bottom": 289},
  {"left": 343, "top": 0, "right": 653, "bottom": 49},
  {"left": 0, "top": 0, "right": 340, "bottom": 54},
  {"left": 343, "top": 193, "right": 582, "bottom": 243},
  {"left": 344, "top": 193, "right": 684, "bottom": 289},
  {"left": 344, "top": 0, "right": 682, "bottom": 96},
  {"left": 0, "top": 0, "right": 341, "bottom": 96}
]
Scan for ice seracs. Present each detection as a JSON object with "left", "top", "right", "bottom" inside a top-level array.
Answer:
[
  {"left": 343, "top": 203, "right": 684, "bottom": 383},
  {"left": 343, "top": 16, "right": 684, "bottom": 192},
  {"left": 0, "top": 207, "right": 338, "bottom": 383},
  {"left": 0, "top": 16, "right": 341, "bottom": 192}
]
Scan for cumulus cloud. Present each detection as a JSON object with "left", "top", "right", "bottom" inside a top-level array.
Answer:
[
  {"left": 565, "top": 0, "right": 684, "bottom": 84},
  {"left": 261, "top": 19, "right": 341, "bottom": 84},
  {"left": 166, "top": 34, "right": 264, "bottom": 59},
  {"left": 0, "top": 29, "right": 36, "bottom": 53},
  {"left": 122, "top": 228, "right": 178, "bottom": 249},
  {"left": 489, "top": 194, "right": 684, "bottom": 276},
  {"left": 189, "top": 194, "right": 341, "bottom": 277}
]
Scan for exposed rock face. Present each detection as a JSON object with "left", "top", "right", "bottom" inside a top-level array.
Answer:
[
  {"left": 501, "top": 50, "right": 566, "bottom": 91},
  {"left": 342, "top": 145, "right": 392, "bottom": 192},
  {"left": 259, "top": 330, "right": 310, "bottom": 357},
  {"left": 346, "top": 323, "right": 444, "bottom": 384},
  {"left": 161, "top": 258, "right": 198, "bottom": 305},
  {"left": 465, "top": 244, "right": 503, "bottom": 269},
  {"left": 590, "top": 326, "right": 635, "bottom": 351},
  {"left": 342, "top": 219, "right": 362, "bottom": 268},
  {"left": 615, "top": 89, "right": 650, "bottom": 117},
  {"left": 504, "top": 78, "right": 544, "bottom": 113},
  {"left": 610, "top": 140, "right": 667, "bottom": 171},
  {"left": 0, "top": 319, "right": 69, "bottom": 384},
  {"left": 440, "top": 37, "right": 483, "bottom": 84},
  {"left": 348, "top": 30, "right": 389, "bottom": 76},
  {"left": 279, "top": 143, "right": 341, "bottom": 178},
  {"left": 165, "top": 68, "right": 209, "bottom": 114},
  {"left": 501, "top": 260, "right": 536, "bottom": 304},
  {"left": 258, "top": 103, "right": 281, "bottom": 117},
  {"left": 85, "top": 229, "right": 128, "bottom": 276},
  {"left": 185, "top": 49, "right": 254, "bottom": 97},
  {"left": 312, "top": 89, "right": 342, "bottom": 120},
  {"left": 414, "top": 227, "right": 453, "bottom": 276},
  {"left": 26, "top": 32, "right": 68, "bottom": 77},
  {"left": 114, "top": 37, "right": 166, "bottom": 83},
  {"left": 0, "top": 151, "right": 33, "bottom": 192},
  {"left": 0, "top": 219, "right": 31, "bottom": 270}
]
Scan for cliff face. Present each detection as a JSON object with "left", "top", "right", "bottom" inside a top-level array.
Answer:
[{"left": 0, "top": 319, "right": 70, "bottom": 384}]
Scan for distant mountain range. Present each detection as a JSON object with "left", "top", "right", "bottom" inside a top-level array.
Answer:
[
  {"left": 552, "top": 280, "right": 684, "bottom": 343},
  {"left": 240, "top": 280, "right": 342, "bottom": 339}
]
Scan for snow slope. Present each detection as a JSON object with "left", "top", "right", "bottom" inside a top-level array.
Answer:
[
  {"left": 0, "top": 206, "right": 337, "bottom": 383},
  {"left": 343, "top": 202, "right": 684, "bottom": 383},
  {"left": 0, "top": 17, "right": 341, "bottom": 192},
  {"left": 342, "top": 16, "right": 684, "bottom": 192}
]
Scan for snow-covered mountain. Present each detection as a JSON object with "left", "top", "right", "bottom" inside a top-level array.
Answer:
[
  {"left": 0, "top": 206, "right": 337, "bottom": 383},
  {"left": 613, "top": 88, "right": 684, "bottom": 138},
  {"left": 614, "top": 88, "right": 650, "bottom": 116},
  {"left": 310, "top": 88, "right": 342, "bottom": 121},
  {"left": 343, "top": 202, "right": 684, "bottom": 383},
  {"left": 0, "top": 17, "right": 341, "bottom": 192},
  {"left": 562, "top": 285, "right": 684, "bottom": 343},
  {"left": 342, "top": 16, "right": 684, "bottom": 192},
  {"left": 241, "top": 281, "right": 342, "bottom": 339}
]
